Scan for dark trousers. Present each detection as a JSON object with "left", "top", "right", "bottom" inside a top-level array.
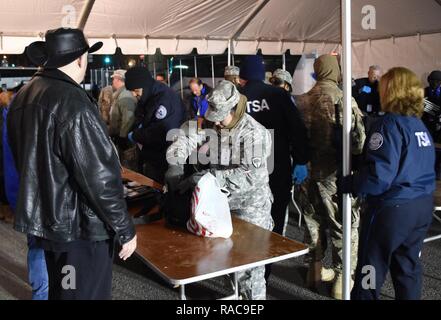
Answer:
[
  {"left": 266, "top": 179, "right": 291, "bottom": 279},
  {"left": 270, "top": 182, "right": 292, "bottom": 235},
  {"left": 44, "top": 240, "right": 114, "bottom": 300},
  {"left": 351, "top": 196, "right": 433, "bottom": 300},
  {"left": 142, "top": 161, "right": 167, "bottom": 185}
]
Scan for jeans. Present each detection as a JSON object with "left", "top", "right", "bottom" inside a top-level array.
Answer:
[{"left": 27, "top": 235, "right": 49, "bottom": 300}]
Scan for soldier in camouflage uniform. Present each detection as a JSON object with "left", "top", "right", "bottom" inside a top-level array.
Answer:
[
  {"left": 166, "top": 80, "right": 273, "bottom": 300},
  {"left": 295, "top": 54, "right": 366, "bottom": 299},
  {"left": 224, "top": 66, "right": 241, "bottom": 87}
]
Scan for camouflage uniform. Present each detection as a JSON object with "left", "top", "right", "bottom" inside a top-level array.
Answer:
[
  {"left": 98, "top": 85, "right": 113, "bottom": 125},
  {"left": 295, "top": 55, "right": 366, "bottom": 274},
  {"left": 167, "top": 81, "right": 273, "bottom": 299},
  {"left": 108, "top": 86, "right": 138, "bottom": 170}
]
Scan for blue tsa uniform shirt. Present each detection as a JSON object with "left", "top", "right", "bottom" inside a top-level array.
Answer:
[{"left": 354, "top": 113, "right": 436, "bottom": 204}]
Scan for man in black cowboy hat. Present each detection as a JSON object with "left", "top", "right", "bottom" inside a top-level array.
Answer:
[{"left": 7, "top": 28, "right": 137, "bottom": 300}]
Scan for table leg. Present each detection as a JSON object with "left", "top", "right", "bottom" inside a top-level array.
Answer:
[
  {"left": 424, "top": 234, "right": 441, "bottom": 243},
  {"left": 233, "top": 272, "right": 239, "bottom": 300},
  {"left": 180, "top": 285, "right": 187, "bottom": 300}
]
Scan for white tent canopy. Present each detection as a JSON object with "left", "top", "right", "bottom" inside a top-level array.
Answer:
[
  {"left": 1, "top": 0, "right": 439, "bottom": 300},
  {"left": 1, "top": 0, "right": 441, "bottom": 78}
]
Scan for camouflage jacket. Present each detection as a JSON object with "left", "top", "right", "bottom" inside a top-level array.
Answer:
[
  {"left": 295, "top": 80, "right": 366, "bottom": 180},
  {"left": 166, "top": 114, "right": 273, "bottom": 210}
]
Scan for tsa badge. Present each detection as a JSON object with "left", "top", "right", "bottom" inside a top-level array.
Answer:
[
  {"left": 155, "top": 105, "right": 167, "bottom": 119},
  {"left": 252, "top": 157, "right": 262, "bottom": 168},
  {"left": 369, "top": 132, "right": 384, "bottom": 151}
]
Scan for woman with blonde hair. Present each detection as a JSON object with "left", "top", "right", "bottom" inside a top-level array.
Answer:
[{"left": 349, "top": 67, "right": 436, "bottom": 300}]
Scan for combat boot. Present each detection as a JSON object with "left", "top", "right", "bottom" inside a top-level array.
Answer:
[
  {"left": 305, "top": 261, "right": 322, "bottom": 289},
  {"left": 332, "top": 273, "right": 354, "bottom": 300},
  {"left": 321, "top": 267, "right": 336, "bottom": 282}
]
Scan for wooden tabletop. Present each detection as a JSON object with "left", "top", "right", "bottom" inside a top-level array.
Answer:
[
  {"left": 134, "top": 217, "right": 308, "bottom": 286},
  {"left": 121, "top": 167, "right": 163, "bottom": 190}
]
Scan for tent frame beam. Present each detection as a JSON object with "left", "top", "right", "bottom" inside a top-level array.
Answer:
[
  {"left": 230, "top": 0, "right": 270, "bottom": 41},
  {"left": 341, "top": 0, "right": 352, "bottom": 301},
  {"left": 77, "top": 0, "right": 96, "bottom": 30}
]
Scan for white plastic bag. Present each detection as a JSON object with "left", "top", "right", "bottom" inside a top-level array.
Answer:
[{"left": 187, "top": 172, "right": 233, "bottom": 238}]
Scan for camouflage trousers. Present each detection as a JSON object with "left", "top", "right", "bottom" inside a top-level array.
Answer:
[
  {"left": 233, "top": 198, "right": 274, "bottom": 300},
  {"left": 295, "top": 173, "right": 360, "bottom": 274}
]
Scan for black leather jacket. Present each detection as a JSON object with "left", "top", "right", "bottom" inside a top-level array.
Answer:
[{"left": 7, "top": 69, "right": 135, "bottom": 245}]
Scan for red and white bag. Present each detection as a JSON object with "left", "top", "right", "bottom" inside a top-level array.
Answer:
[{"left": 187, "top": 172, "right": 233, "bottom": 238}]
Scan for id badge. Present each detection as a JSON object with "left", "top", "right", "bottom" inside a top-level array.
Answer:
[{"left": 366, "top": 104, "right": 373, "bottom": 113}]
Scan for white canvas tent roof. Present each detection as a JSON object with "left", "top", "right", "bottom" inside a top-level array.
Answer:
[
  {"left": 1, "top": 0, "right": 439, "bottom": 300},
  {"left": 1, "top": 0, "right": 440, "bottom": 77}
]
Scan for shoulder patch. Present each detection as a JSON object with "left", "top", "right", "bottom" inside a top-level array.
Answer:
[
  {"left": 369, "top": 132, "right": 383, "bottom": 151},
  {"left": 252, "top": 157, "right": 262, "bottom": 168},
  {"left": 155, "top": 105, "right": 167, "bottom": 120}
]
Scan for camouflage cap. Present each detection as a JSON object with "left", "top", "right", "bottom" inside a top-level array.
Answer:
[
  {"left": 205, "top": 80, "right": 240, "bottom": 122},
  {"left": 111, "top": 69, "right": 127, "bottom": 80},
  {"left": 224, "top": 65, "right": 240, "bottom": 76},
  {"left": 272, "top": 68, "right": 293, "bottom": 85}
]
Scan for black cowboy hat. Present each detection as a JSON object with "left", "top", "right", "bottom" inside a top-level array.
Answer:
[{"left": 26, "top": 28, "right": 103, "bottom": 68}]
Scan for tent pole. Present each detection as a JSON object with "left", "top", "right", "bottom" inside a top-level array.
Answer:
[
  {"left": 211, "top": 55, "right": 215, "bottom": 87},
  {"left": 153, "top": 61, "right": 157, "bottom": 78},
  {"left": 228, "top": 39, "right": 232, "bottom": 66},
  {"left": 166, "top": 58, "right": 171, "bottom": 87},
  {"left": 179, "top": 59, "right": 184, "bottom": 99},
  {"left": 230, "top": 0, "right": 270, "bottom": 40},
  {"left": 232, "top": 54, "right": 235, "bottom": 66},
  {"left": 194, "top": 56, "right": 198, "bottom": 78},
  {"left": 77, "top": 0, "right": 96, "bottom": 30},
  {"left": 341, "top": 0, "right": 352, "bottom": 301},
  {"left": 282, "top": 52, "right": 286, "bottom": 70}
]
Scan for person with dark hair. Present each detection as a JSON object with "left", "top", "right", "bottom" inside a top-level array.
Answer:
[
  {"left": 156, "top": 73, "right": 167, "bottom": 85},
  {"left": 126, "top": 66, "right": 186, "bottom": 183},
  {"left": 188, "top": 77, "right": 212, "bottom": 121},
  {"left": 350, "top": 67, "right": 435, "bottom": 300},
  {"left": 8, "top": 28, "right": 137, "bottom": 300}
]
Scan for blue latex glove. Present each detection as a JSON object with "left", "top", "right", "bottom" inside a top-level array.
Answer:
[
  {"left": 128, "top": 131, "right": 135, "bottom": 144},
  {"left": 360, "top": 85, "right": 372, "bottom": 94},
  {"left": 292, "top": 165, "right": 308, "bottom": 185}
]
